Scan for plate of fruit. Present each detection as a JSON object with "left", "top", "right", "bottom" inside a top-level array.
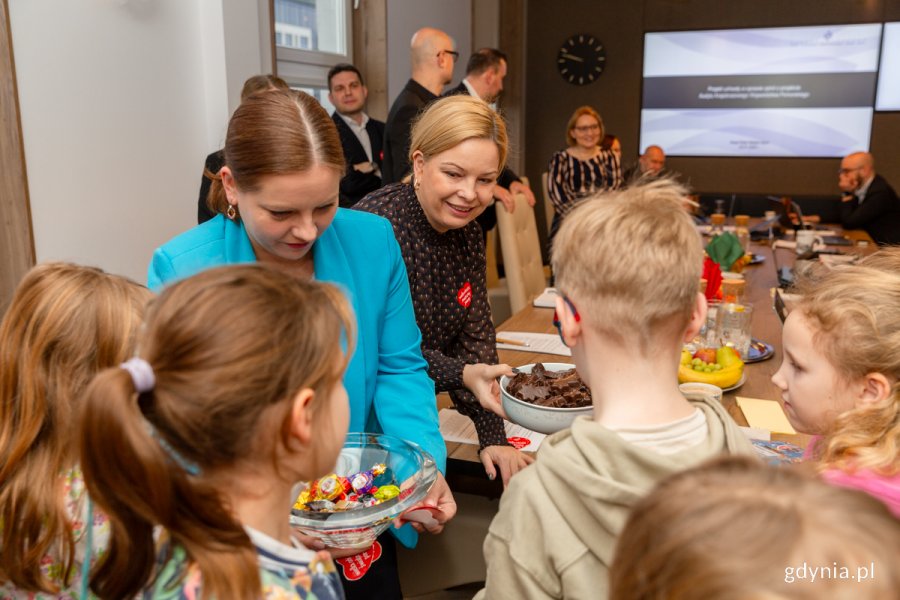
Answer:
[{"left": 679, "top": 346, "right": 744, "bottom": 390}]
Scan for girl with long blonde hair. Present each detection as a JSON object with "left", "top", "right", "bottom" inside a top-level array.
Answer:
[
  {"left": 0, "top": 263, "right": 149, "bottom": 597},
  {"left": 772, "top": 247, "right": 900, "bottom": 515}
]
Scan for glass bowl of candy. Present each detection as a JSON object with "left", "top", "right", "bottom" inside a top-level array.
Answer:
[
  {"left": 499, "top": 363, "right": 593, "bottom": 434},
  {"left": 289, "top": 432, "right": 438, "bottom": 549}
]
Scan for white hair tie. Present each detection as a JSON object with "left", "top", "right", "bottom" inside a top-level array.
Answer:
[{"left": 120, "top": 357, "right": 155, "bottom": 393}]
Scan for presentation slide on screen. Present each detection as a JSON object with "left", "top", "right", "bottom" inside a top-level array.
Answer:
[
  {"left": 876, "top": 23, "right": 900, "bottom": 110},
  {"left": 640, "top": 24, "right": 882, "bottom": 157}
]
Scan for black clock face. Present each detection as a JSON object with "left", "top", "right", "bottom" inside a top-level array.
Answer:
[{"left": 557, "top": 34, "right": 606, "bottom": 86}]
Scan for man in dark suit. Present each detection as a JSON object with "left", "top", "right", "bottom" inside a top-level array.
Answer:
[
  {"left": 838, "top": 151, "right": 900, "bottom": 246},
  {"left": 382, "top": 27, "right": 457, "bottom": 184},
  {"left": 445, "top": 48, "right": 536, "bottom": 239},
  {"left": 327, "top": 64, "right": 385, "bottom": 208}
]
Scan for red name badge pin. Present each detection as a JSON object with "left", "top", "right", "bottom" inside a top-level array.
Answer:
[
  {"left": 457, "top": 282, "right": 472, "bottom": 308},
  {"left": 336, "top": 541, "right": 383, "bottom": 581}
]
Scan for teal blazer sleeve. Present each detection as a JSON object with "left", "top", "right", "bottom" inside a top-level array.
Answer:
[{"left": 313, "top": 211, "right": 447, "bottom": 476}]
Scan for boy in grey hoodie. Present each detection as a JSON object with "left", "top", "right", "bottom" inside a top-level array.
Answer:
[{"left": 477, "top": 179, "right": 755, "bottom": 599}]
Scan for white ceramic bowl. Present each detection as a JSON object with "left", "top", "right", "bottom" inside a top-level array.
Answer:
[{"left": 500, "top": 363, "right": 593, "bottom": 434}]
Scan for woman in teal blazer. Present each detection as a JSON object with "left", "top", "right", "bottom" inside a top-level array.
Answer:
[{"left": 148, "top": 90, "right": 453, "bottom": 598}]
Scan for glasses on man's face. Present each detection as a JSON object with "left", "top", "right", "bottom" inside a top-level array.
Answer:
[
  {"left": 552, "top": 295, "right": 581, "bottom": 347},
  {"left": 838, "top": 166, "right": 862, "bottom": 175},
  {"left": 438, "top": 49, "right": 460, "bottom": 62},
  {"left": 574, "top": 124, "right": 600, "bottom": 134}
]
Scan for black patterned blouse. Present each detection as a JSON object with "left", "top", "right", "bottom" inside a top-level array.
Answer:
[
  {"left": 355, "top": 183, "right": 508, "bottom": 449},
  {"left": 547, "top": 148, "right": 622, "bottom": 244}
]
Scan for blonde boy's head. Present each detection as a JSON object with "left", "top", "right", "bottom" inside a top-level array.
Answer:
[{"left": 551, "top": 178, "right": 702, "bottom": 349}]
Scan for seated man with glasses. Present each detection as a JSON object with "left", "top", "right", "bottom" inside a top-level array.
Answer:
[
  {"left": 477, "top": 178, "right": 754, "bottom": 600},
  {"left": 382, "top": 27, "right": 457, "bottom": 184},
  {"left": 838, "top": 151, "right": 900, "bottom": 246}
]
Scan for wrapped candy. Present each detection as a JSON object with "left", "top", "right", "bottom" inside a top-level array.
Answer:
[
  {"left": 314, "top": 474, "right": 348, "bottom": 501},
  {"left": 373, "top": 485, "right": 400, "bottom": 501},
  {"left": 350, "top": 471, "right": 375, "bottom": 495},
  {"left": 294, "top": 463, "right": 395, "bottom": 513}
]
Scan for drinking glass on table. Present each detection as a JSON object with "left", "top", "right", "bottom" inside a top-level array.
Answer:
[{"left": 714, "top": 303, "right": 753, "bottom": 359}]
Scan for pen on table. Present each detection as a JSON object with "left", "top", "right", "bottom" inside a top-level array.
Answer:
[{"left": 496, "top": 337, "right": 530, "bottom": 347}]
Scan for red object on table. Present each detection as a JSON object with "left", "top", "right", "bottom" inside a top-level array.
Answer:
[{"left": 702, "top": 257, "right": 723, "bottom": 301}]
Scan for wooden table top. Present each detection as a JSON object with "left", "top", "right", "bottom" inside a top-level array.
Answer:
[{"left": 443, "top": 223, "right": 875, "bottom": 484}]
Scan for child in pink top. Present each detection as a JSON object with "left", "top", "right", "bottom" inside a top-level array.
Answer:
[{"left": 772, "top": 248, "right": 900, "bottom": 516}]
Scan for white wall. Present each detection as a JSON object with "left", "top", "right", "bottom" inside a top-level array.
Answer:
[
  {"left": 9, "top": 0, "right": 267, "bottom": 283},
  {"left": 386, "top": 0, "right": 472, "bottom": 103}
]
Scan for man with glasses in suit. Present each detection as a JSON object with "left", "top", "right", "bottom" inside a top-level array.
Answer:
[
  {"left": 838, "top": 151, "right": 900, "bottom": 246},
  {"left": 383, "top": 27, "right": 457, "bottom": 184}
]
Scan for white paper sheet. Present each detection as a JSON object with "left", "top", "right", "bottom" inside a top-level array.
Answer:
[
  {"left": 439, "top": 408, "right": 547, "bottom": 451},
  {"left": 772, "top": 239, "right": 826, "bottom": 251},
  {"left": 495, "top": 332, "right": 572, "bottom": 357}
]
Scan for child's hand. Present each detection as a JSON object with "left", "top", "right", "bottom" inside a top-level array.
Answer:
[
  {"left": 462, "top": 363, "right": 513, "bottom": 419},
  {"left": 392, "top": 472, "right": 456, "bottom": 534},
  {"left": 480, "top": 445, "right": 534, "bottom": 488}
]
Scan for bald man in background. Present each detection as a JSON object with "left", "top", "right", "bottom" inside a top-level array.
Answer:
[
  {"left": 838, "top": 151, "right": 900, "bottom": 246},
  {"left": 382, "top": 27, "right": 457, "bottom": 183},
  {"left": 625, "top": 145, "right": 667, "bottom": 182}
]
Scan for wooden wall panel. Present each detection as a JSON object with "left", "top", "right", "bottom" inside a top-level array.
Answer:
[
  {"left": 0, "top": 0, "right": 35, "bottom": 311},
  {"left": 354, "top": 0, "right": 389, "bottom": 121}
]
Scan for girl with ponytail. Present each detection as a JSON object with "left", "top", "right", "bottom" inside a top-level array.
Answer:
[{"left": 79, "top": 264, "right": 354, "bottom": 599}]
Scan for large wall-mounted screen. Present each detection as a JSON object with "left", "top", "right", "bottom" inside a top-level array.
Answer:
[
  {"left": 876, "top": 22, "right": 900, "bottom": 111},
  {"left": 640, "top": 24, "right": 883, "bottom": 157}
]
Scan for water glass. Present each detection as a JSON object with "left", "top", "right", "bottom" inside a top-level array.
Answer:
[{"left": 714, "top": 303, "right": 753, "bottom": 358}]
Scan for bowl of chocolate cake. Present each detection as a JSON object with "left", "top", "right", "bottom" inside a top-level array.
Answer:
[{"left": 500, "top": 362, "right": 593, "bottom": 434}]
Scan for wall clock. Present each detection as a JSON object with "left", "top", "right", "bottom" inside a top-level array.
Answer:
[{"left": 557, "top": 34, "right": 606, "bottom": 85}]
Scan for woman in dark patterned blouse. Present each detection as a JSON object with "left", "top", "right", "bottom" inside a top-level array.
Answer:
[
  {"left": 356, "top": 95, "right": 533, "bottom": 486},
  {"left": 547, "top": 106, "right": 623, "bottom": 246}
]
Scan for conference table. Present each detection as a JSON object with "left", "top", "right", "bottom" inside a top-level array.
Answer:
[{"left": 443, "top": 223, "right": 875, "bottom": 495}]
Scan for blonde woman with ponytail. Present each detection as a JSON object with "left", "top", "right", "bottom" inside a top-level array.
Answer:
[
  {"left": 80, "top": 265, "right": 354, "bottom": 599},
  {"left": 772, "top": 247, "right": 900, "bottom": 515},
  {"left": 0, "top": 263, "right": 149, "bottom": 597}
]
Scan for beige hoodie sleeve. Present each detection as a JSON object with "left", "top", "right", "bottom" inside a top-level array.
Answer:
[{"left": 478, "top": 529, "right": 557, "bottom": 600}]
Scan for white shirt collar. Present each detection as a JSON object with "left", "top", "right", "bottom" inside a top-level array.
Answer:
[
  {"left": 855, "top": 174, "right": 875, "bottom": 202},
  {"left": 462, "top": 77, "right": 480, "bottom": 100},
  {"left": 338, "top": 111, "right": 369, "bottom": 130}
]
